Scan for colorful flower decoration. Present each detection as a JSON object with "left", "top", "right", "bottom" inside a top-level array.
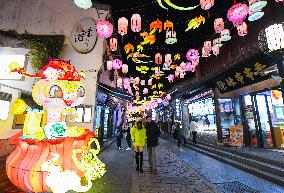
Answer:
[
  {"left": 109, "top": 38, "right": 118, "bottom": 51},
  {"left": 155, "top": 53, "right": 163, "bottom": 64},
  {"left": 96, "top": 20, "right": 113, "bottom": 38},
  {"left": 131, "top": 14, "right": 142, "bottom": 32},
  {"left": 214, "top": 18, "right": 225, "bottom": 33},
  {"left": 200, "top": 0, "right": 215, "bottom": 10},
  {"left": 220, "top": 29, "right": 231, "bottom": 41},
  {"left": 157, "top": 0, "right": 199, "bottom": 11},
  {"left": 227, "top": 3, "right": 249, "bottom": 22},
  {"left": 186, "top": 49, "right": 199, "bottom": 61},
  {"left": 165, "top": 31, "right": 177, "bottom": 44},
  {"left": 185, "top": 16, "right": 205, "bottom": 31},
  {"left": 112, "top": 59, "right": 122, "bottom": 70},
  {"left": 122, "top": 64, "right": 128, "bottom": 74},
  {"left": 237, "top": 22, "right": 248, "bottom": 36}
]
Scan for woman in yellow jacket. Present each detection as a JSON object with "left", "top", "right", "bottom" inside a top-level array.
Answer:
[{"left": 131, "top": 117, "right": 147, "bottom": 173}]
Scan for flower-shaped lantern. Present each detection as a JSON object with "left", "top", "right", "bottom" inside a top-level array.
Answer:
[
  {"left": 227, "top": 3, "right": 249, "bottom": 22},
  {"left": 96, "top": 20, "right": 113, "bottom": 38},
  {"left": 131, "top": 14, "right": 141, "bottom": 32},
  {"left": 165, "top": 31, "right": 177, "bottom": 44}
]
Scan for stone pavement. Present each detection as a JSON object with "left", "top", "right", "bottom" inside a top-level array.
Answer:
[{"left": 131, "top": 140, "right": 221, "bottom": 193}]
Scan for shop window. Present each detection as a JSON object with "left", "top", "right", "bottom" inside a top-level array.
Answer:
[{"left": 72, "top": 106, "right": 92, "bottom": 123}]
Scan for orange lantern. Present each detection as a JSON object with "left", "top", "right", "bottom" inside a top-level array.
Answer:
[
  {"left": 131, "top": 14, "right": 141, "bottom": 33},
  {"left": 155, "top": 53, "right": 163, "bottom": 64},
  {"left": 118, "top": 17, "right": 128, "bottom": 37},
  {"left": 237, "top": 22, "right": 248, "bottom": 36},
  {"left": 164, "top": 20, "right": 174, "bottom": 31},
  {"left": 204, "top": 41, "right": 212, "bottom": 52},
  {"left": 109, "top": 38, "right": 117, "bottom": 51},
  {"left": 200, "top": 0, "right": 214, "bottom": 10},
  {"left": 214, "top": 18, "right": 224, "bottom": 33}
]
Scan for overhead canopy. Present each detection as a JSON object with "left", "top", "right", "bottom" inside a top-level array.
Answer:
[{"left": 98, "top": 83, "right": 134, "bottom": 102}]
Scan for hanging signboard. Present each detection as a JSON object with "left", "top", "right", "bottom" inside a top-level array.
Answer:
[{"left": 70, "top": 18, "right": 98, "bottom": 54}]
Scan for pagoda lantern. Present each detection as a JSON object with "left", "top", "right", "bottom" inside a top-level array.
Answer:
[
  {"left": 122, "top": 64, "right": 128, "bottom": 74},
  {"left": 118, "top": 17, "right": 128, "bottom": 39},
  {"left": 131, "top": 14, "right": 142, "bottom": 32},
  {"left": 200, "top": 0, "right": 214, "bottom": 10},
  {"left": 214, "top": 18, "right": 225, "bottom": 33},
  {"left": 109, "top": 38, "right": 118, "bottom": 51},
  {"left": 155, "top": 53, "right": 163, "bottom": 64}
]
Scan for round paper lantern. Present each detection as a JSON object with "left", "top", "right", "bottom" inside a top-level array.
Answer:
[
  {"left": 131, "top": 14, "right": 141, "bottom": 32},
  {"left": 237, "top": 22, "right": 248, "bottom": 36},
  {"left": 204, "top": 41, "right": 212, "bottom": 52},
  {"left": 118, "top": 17, "right": 128, "bottom": 36},
  {"left": 213, "top": 38, "right": 222, "bottom": 47},
  {"left": 74, "top": 0, "right": 92, "bottom": 9},
  {"left": 155, "top": 53, "right": 163, "bottom": 64},
  {"left": 112, "top": 59, "right": 122, "bottom": 70},
  {"left": 96, "top": 20, "right": 113, "bottom": 38},
  {"left": 117, "top": 78, "right": 123, "bottom": 88},
  {"left": 107, "top": 61, "right": 112, "bottom": 70},
  {"left": 214, "top": 18, "right": 225, "bottom": 33},
  {"left": 165, "top": 31, "right": 177, "bottom": 44},
  {"left": 123, "top": 78, "right": 130, "bottom": 90},
  {"left": 122, "top": 64, "right": 128, "bottom": 74},
  {"left": 212, "top": 46, "right": 220, "bottom": 56},
  {"left": 220, "top": 29, "right": 231, "bottom": 41},
  {"left": 109, "top": 38, "right": 118, "bottom": 52},
  {"left": 249, "top": 0, "right": 267, "bottom": 12},
  {"left": 200, "top": 0, "right": 214, "bottom": 10},
  {"left": 227, "top": 3, "right": 249, "bottom": 22},
  {"left": 186, "top": 49, "right": 199, "bottom": 61}
]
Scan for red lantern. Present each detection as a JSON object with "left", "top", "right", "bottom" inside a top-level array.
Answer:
[
  {"left": 109, "top": 38, "right": 117, "bottom": 51},
  {"left": 200, "top": 0, "right": 214, "bottom": 10},
  {"left": 204, "top": 41, "right": 212, "bottom": 52},
  {"left": 214, "top": 18, "right": 225, "bottom": 33},
  {"left": 131, "top": 14, "right": 141, "bottom": 33},
  {"left": 212, "top": 46, "right": 220, "bottom": 56},
  {"left": 237, "top": 22, "right": 248, "bottom": 36},
  {"left": 155, "top": 53, "right": 163, "bottom": 64},
  {"left": 118, "top": 17, "right": 128, "bottom": 36}
]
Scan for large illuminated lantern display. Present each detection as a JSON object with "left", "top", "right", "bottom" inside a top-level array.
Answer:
[{"left": 6, "top": 58, "right": 106, "bottom": 193}]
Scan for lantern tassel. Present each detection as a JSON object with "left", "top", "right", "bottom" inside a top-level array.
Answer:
[{"left": 207, "top": 10, "right": 210, "bottom": 18}]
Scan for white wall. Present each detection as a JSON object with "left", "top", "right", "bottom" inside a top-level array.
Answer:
[{"left": 0, "top": 0, "right": 109, "bottom": 137}]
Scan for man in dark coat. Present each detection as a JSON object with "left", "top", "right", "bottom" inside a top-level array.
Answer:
[{"left": 145, "top": 116, "right": 161, "bottom": 174}]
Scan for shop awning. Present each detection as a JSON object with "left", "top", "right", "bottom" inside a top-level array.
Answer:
[{"left": 98, "top": 83, "right": 134, "bottom": 102}]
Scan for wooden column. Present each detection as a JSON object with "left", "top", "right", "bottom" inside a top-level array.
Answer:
[{"left": 213, "top": 87, "right": 223, "bottom": 144}]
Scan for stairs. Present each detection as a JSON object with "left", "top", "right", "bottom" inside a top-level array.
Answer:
[{"left": 184, "top": 142, "right": 284, "bottom": 187}]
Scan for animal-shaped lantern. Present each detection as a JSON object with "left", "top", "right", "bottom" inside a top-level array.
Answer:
[
  {"left": 200, "top": 0, "right": 214, "bottom": 10},
  {"left": 131, "top": 14, "right": 142, "bottom": 32},
  {"left": 155, "top": 53, "right": 163, "bottom": 64},
  {"left": 237, "top": 22, "right": 248, "bottom": 36},
  {"left": 96, "top": 20, "right": 113, "bottom": 38},
  {"left": 122, "top": 64, "right": 128, "bottom": 74},
  {"left": 227, "top": 3, "right": 249, "bottom": 22},
  {"left": 212, "top": 46, "right": 220, "bottom": 56},
  {"left": 118, "top": 17, "right": 128, "bottom": 38},
  {"left": 117, "top": 78, "right": 123, "bottom": 88},
  {"left": 213, "top": 38, "right": 222, "bottom": 47},
  {"left": 109, "top": 38, "right": 118, "bottom": 51},
  {"left": 164, "top": 20, "right": 174, "bottom": 31},
  {"left": 107, "top": 61, "right": 112, "bottom": 70},
  {"left": 204, "top": 41, "right": 212, "bottom": 52},
  {"left": 214, "top": 18, "right": 225, "bottom": 33},
  {"left": 123, "top": 78, "right": 131, "bottom": 90},
  {"left": 186, "top": 49, "right": 199, "bottom": 61},
  {"left": 165, "top": 31, "right": 177, "bottom": 44},
  {"left": 220, "top": 29, "right": 231, "bottom": 41},
  {"left": 112, "top": 59, "right": 123, "bottom": 70}
]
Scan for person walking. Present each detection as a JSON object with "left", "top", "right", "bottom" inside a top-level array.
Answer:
[
  {"left": 131, "top": 117, "right": 147, "bottom": 173},
  {"left": 145, "top": 116, "right": 161, "bottom": 174},
  {"left": 125, "top": 122, "right": 132, "bottom": 150},
  {"left": 116, "top": 122, "right": 124, "bottom": 149},
  {"left": 176, "top": 122, "right": 186, "bottom": 147},
  {"left": 189, "top": 119, "right": 198, "bottom": 144}
]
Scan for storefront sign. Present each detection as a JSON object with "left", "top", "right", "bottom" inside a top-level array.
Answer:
[
  {"left": 0, "top": 55, "right": 26, "bottom": 80},
  {"left": 187, "top": 90, "right": 213, "bottom": 102},
  {"left": 70, "top": 18, "right": 98, "bottom": 54},
  {"left": 245, "top": 105, "right": 253, "bottom": 119},
  {"left": 216, "top": 60, "right": 271, "bottom": 93}
]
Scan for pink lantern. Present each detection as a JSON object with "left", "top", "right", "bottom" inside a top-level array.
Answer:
[
  {"left": 96, "top": 20, "right": 113, "bottom": 38},
  {"left": 204, "top": 41, "right": 212, "bottom": 52},
  {"left": 212, "top": 47, "right": 220, "bottom": 56},
  {"left": 214, "top": 18, "right": 225, "bottom": 33},
  {"left": 155, "top": 53, "right": 163, "bottom": 64},
  {"left": 131, "top": 14, "right": 141, "bottom": 32},
  {"left": 135, "top": 91, "right": 139, "bottom": 98},
  {"left": 175, "top": 66, "right": 182, "bottom": 77},
  {"left": 180, "top": 70, "right": 186, "bottom": 78},
  {"left": 186, "top": 49, "right": 199, "bottom": 61},
  {"left": 141, "top": 80, "right": 145, "bottom": 85},
  {"left": 123, "top": 78, "right": 130, "bottom": 90},
  {"left": 157, "top": 98, "right": 162, "bottom": 103},
  {"left": 112, "top": 59, "right": 122, "bottom": 70},
  {"left": 122, "top": 64, "right": 128, "bottom": 74},
  {"left": 118, "top": 17, "right": 128, "bottom": 36},
  {"left": 185, "top": 62, "right": 192, "bottom": 71},
  {"left": 109, "top": 38, "right": 118, "bottom": 51},
  {"left": 227, "top": 3, "right": 249, "bottom": 22},
  {"left": 220, "top": 29, "right": 231, "bottom": 41},
  {"left": 213, "top": 38, "right": 222, "bottom": 47},
  {"left": 128, "top": 87, "right": 133, "bottom": 95},
  {"left": 237, "top": 22, "right": 248, "bottom": 36},
  {"left": 148, "top": 79, "right": 153, "bottom": 86},
  {"left": 143, "top": 88, "right": 148, "bottom": 94},
  {"left": 165, "top": 54, "right": 172, "bottom": 65},
  {"left": 166, "top": 94, "right": 171, "bottom": 100},
  {"left": 168, "top": 74, "right": 174, "bottom": 83},
  {"left": 134, "top": 77, "right": 140, "bottom": 85},
  {"left": 180, "top": 62, "right": 186, "bottom": 70},
  {"left": 200, "top": 0, "right": 214, "bottom": 10},
  {"left": 202, "top": 47, "right": 210, "bottom": 57},
  {"left": 107, "top": 61, "right": 112, "bottom": 70},
  {"left": 117, "top": 78, "right": 123, "bottom": 88},
  {"left": 155, "top": 67, "right": 160, "bottom": 76}
]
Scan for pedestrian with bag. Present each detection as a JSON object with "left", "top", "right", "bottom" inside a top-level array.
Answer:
[
  {"left": 176, "top": 122, "right": 186, "bottom": 147},
  {"left": 131, "top": 117, "right": 147, "bottom": 173},
  {"left": 145, "top": 116, "right": 161, "bottom": 174}
]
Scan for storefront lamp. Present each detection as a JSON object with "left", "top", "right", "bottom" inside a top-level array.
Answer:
[{"left": 74, "top": 0, "right": 92, "bottom": 9}]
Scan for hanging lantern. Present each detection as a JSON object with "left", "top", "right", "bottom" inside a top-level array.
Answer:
[
  {"left": 185, "top": 62, "right": 192, "bottom": 71},
  {"left": 122, "top": 64, "right": 128, "bottom": 74},
  {"left": 180, "top": 70, "right": 186, "bottom": 78},
  {"left": 227, "top": 3, "right": 249, "bottom": 22},
  {"left": 134, "top": 77, "right": 140, "bottom": 85},
  {"left": 148, "top": 79, "right": 153, "bottom": 86},
  {"left": 214, "top": 18, "right": 225, "bottom": 33},
  {"left": 212, "top": 46, "right": 220, "bottom": 56},
  {"left": 248, "top": 10, "right": 264, "bottom": 21},
  {"left": 112, "top": 59, "right": 122, "bottom": 70},
  {"left": 166, "top": 94, "right": 171, "bottom": 100},
  {"left": 233, "top": 21, "right": 243, "bottom": 27},
  {"left": 220, "top": 29, "right": 231, "bottom": 41},
  {"left": 165, "top": 31, "right": 177, "bottom": 44},
  {"left": 155, "top": 67, "right": 160, "bottom": 77},
  {"left": 96, "top": 20, "right": 113, "bottom": 38},
  {"left": 128, "top": 87, "right": 133, "bottom": 95},
  {"left": 73, "top": 0, "right": 92, "bottom": 9},
  {"left": 204, "top": 41, "right": 212, "bottom": 52},
  {"left": 135, "top": 91, "right": 139, "bottom": 98},
  {"left": 118, "top": 17, "right": 128, "bottom": 37},
  {"left": 164, "top": 20, "right": 174, "bottom": 31},
  {"left": 131, "top": 14, "right": 141, "bottom": 32},
  {"left": 186, "top": 49, "right": 199, "bottom": 61},
  {"left": 202, "top": 47, "right": 210, "bottom": 57},
  {"left": 123, "top": 78, "right": 130, "bottom": 90},
  {"left": 130, "top": 77, "right": 135, "bottom": 84},
  {"left": 213, "top": 38, "right": 222, "bottom": 47},
  {"left": 249, "top": 0, "right": 267, "bottom": 13},
  {"left": 109, "top": 38, "right": 118, "bottom": 51},
  {"left": 117, "top": 78, "right": 123, "bottom": 88},
  {"left": 237, "top": 22, "right": 248, "bottom": 36},
  {"left": 141, "top": 80, "right": 146, "bottom": 85},
  {"left": 157, "top": 98, "right": 162, "bottom": 104},
  {"left": 165, "top": 54, "right": 172, "bottom": 65},
  {"left": 143, "top": 88, "right": 149, "bottom": 94},
  {"left": 200, "top": 0, "right": 214, "bottom": 10},
  {"left": 180, "top": 62, "right": 186, "bottom": 70},
  {"left": 168, "top": 74, "right": 174, "bottom": 83},
  {"left": 175, "top": 66, "right": 182, "bottom": 77},
  {"left": 155, "top": 53, "right": 163, "bottom": 64},
  {"left": 107, "top": 61, "right": 112, "bottom": 70}
]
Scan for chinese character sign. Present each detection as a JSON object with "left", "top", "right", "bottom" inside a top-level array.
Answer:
[{"left": 70, "top": 18, "right": 98, "bottom": 54}]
